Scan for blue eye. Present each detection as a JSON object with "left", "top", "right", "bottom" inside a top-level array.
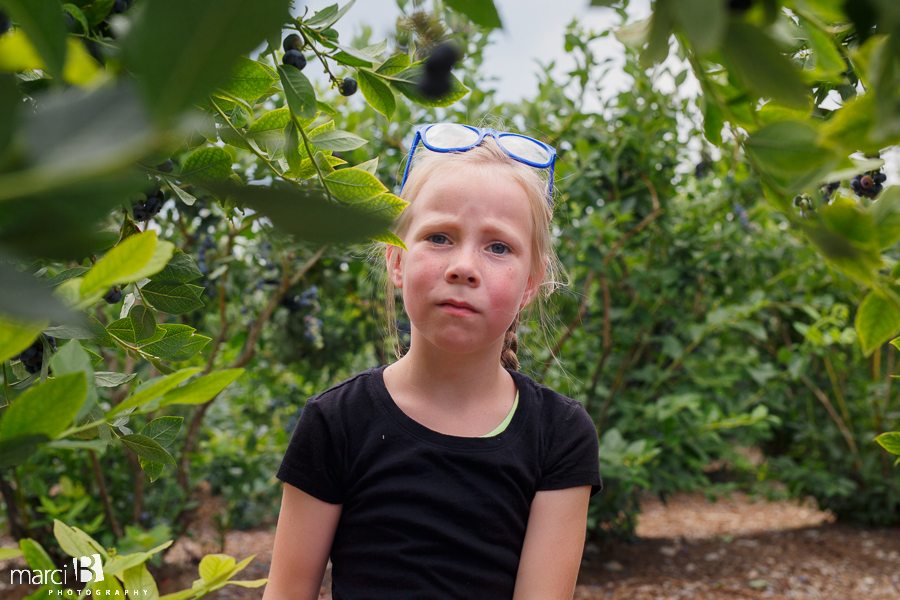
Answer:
[
  {"left": 427, "top": 234, "right": 448, "bottom": 244},
  {"left": 490, "top": 243, "right": 510, "bottom": 255}
]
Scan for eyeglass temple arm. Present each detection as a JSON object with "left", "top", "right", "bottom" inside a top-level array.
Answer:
[
  {"left": 547, "top": 158, "right": 556, "bottom": 204},
  {"left": 400, "top": 131, "right": 422, "bottom": 194}
]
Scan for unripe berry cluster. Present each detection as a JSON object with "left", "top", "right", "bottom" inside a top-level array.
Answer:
[
  {"left": 850, "top": 170, "right": 886, "bottom": 199},
  {"left": 793, "top": 194, "right": 814, "bottom": 218},
  {"left": 16, "top": 335, "right": 58, "bottom": 374},
  {"left": 133, "top": 187, "right": 165, "bottom": 222}
]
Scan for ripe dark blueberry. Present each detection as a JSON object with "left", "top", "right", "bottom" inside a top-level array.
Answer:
[
  {"left": 283, "top": 34, "right": 303, "bottom": 53},
  {"left": 283, "top": 49, "right": 307, "bottom": 71},
  {"left": 425, "top": 42, "right": 461, "bottom": 75},
  {"left": 110, "top": 0, "right": 128, "bottom": 15},
  {"left": 16, "top": 335, "right": 56, "bottom": 374},
  {"left": 64, "top": 11, "right": 76, "bottom": 32},
  {"left": 338, "top": 77, "right": 358, "bottom": 97},
  {"left": 851, "top": 170, "right": 885, "bottom": 199},
  {"left": 0, "top": 11, "right": 10, "bottom": 36},
  {"left": 104, "top": 286, "right": 123, "bottom": 304},
  {"left": 729, "top": 0, "right": 753, "bottom": 13},
  {"left": 156, "top": 159, "right": 173, "bottom": 173}
]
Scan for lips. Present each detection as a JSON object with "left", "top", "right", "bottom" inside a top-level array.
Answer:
[{"left": 437, "top": 300, "right": 477, "bottom": 314}]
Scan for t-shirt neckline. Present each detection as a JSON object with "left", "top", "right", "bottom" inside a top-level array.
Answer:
[{"left": 369, "top": 364, "right": 531, "bottom": 450}]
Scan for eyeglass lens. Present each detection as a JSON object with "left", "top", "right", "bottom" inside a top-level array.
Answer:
[
  {"left": 497, "top": 134, "right": 551, "bottom": 165},
  {"left": 423, "top": 123, "right": 480, "bottom": 148}
]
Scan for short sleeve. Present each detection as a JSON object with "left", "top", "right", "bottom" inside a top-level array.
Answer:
[
  {"left": 276, "top": 399, "right": 345, "bottom": 504},
  {"left": 538, "top": 398, "right": 602, "bottom": 497}
]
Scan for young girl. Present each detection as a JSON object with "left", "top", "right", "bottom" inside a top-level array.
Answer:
[{"left": 264, "top": 123, "right": 602, "bottom": 600}]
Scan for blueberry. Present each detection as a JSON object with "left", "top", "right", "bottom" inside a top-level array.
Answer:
[
  {"left": 425, "top": 42, "right": 460, "bottom": 75},
  {"left": 110, "top": 0, "right": 128, "bottom": 15},
  {"left": 64, "top": 11, "right": 76, "bottom": 32},
  {"left": 728, "top": 0, "right": 753, "bottom": 13},
  {"left": 283, "top": 49, "right": 307, "bottom": 71},
  {"left": 0, "top": 12, "right": 10, "bottom": 36},
  {"left": 156, "top": 159, "right": 174, "bottom": 173},
  {"left": 283, "top": 34, "right": 302, "bottom": 53},
  {"left": 103, "top": 286, "right": 123, "bottom": 304},
  {"left": 338, "top": 77, "right": 358, "bottom": 96}
]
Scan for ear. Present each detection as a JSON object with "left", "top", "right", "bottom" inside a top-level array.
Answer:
[
  {"left": 520, "top": 257, "right": 547, "bottom": 309},
  {"left": 386, "top": 244, "right": 404, "bottom": 289}
]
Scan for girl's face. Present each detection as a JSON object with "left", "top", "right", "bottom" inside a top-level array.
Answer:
[{"left": 387, "top": 166, "right": 542, "bottom": 357}]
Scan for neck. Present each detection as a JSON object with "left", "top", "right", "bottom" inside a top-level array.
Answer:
[{"left": 388, "top": 333, "right": 511, "bottom": 412}]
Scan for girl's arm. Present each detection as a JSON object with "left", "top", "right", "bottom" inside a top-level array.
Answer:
[
  {"left": 262, "top": 482, "right": 343, "bottom": 600},
  {"left": 512, "top": 486, "right": 592, "bottom": 600}
]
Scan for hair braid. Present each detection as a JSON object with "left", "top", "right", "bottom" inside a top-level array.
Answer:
[{"left": 501, "top": 311, "right": 521, "bottom": 371}]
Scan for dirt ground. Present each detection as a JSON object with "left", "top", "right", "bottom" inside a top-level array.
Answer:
[{"left": 3, "top": 488, "right": 899, "bottom": 600}]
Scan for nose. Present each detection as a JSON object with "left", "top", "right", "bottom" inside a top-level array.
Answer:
[{"left": 445, "top": 246, "right": 480, "bottom": 285}]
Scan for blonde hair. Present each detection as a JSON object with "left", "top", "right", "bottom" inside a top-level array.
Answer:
[{"left": 376, "top": 133, "right": 567, "bottom": 371}]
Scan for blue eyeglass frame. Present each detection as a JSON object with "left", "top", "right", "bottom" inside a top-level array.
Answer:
[{"left": 399, "top": 124, "right": 558, "bottom": 205}]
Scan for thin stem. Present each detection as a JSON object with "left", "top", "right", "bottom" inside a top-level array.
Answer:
[{"left": 297, "top": 120, "right": 335, "bottom": 202}]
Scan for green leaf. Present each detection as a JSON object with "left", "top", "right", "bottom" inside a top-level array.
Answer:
[
  {"left": 140, "top": 416, "right": 183, "bottom": 448},
  {"left": 214, "top": 57, "right": 277, "bottom": 105},
  {"left": 48, "top": 339, "right": 97, "bottom": 422},
  {"left": 139, "top": 458, "right": 164, "bottom": 482},
  {"left": 74, "top": 0, "right": 114, "bottom": 28},
  {"left": 855, "top": 290, "right": 900, "bottom": 356},
  {"left": 743, "top": 121, "right": 836, "bottom": 188},
  {"left": 150, "top": 250, "right": 203, "bottom": 284},
  {"left": 140, "top": 324, "right": 208, "bottom": 359},
  {"left": 20, "top": 539, "right": 56, "bottom": 573},
  {"left": 81, "top": 231, "right": 175, "bottom": 297},
  {"left": 0, "top": 373, "right": 86, "bottom": 440},
  {"left": 210, "top": 183, "right": 392, "bottom": 244},
  {"left": 181, "top": 147, "right": 234, "bottom": 184},
  {"left": 351, "top": 192, "right": 408, "bottom": 220},
  {"left": 389, "top": 62, "right": 469, "bottom": 108},
  {"left": 325, "top": 168, "right": 388, "bottom": 203},
  {"left": 284, "top": 121, "right": 306, "bottom": 174},
  {"left": 702, "top": 97, "right": 724, "bottom": 146},
  {"left": 165, "top": 333, "right": 212, "bottom": 362},
  {"left": 722, "top": 20, "right": 810, "bottom": 109},
  {"left": 247, "top": 107, "right": 292, "bottom": 141},
  {"left": 799, "top": 17, "right": 846, "bottom": 79},
  {"left": 332, "top": 44, "right": 375, "bottom": 67},
  {"left": 306, "top": 0, "right": 355, "bottom": 29},
  {"left": 158, "top": 368, "right": 245, "bottom": 407},
  {"left": 163, "top": 177, "right": 197, "bottom": 207},
  {"left": 123, "top": 563, "right": 159, "bottom": 600},
  {"left": 120, "top": 434, "right": 176, "bottom": 464},
  {"left": 819, "top": 195, "right": 878, "bottom": 250},
  {"left": 356, "top": 157, "right": 379, "bottom": 175},
  {"left": 287, "top": 155, "right": 346, "bottom": 180},
  {"left": 129, "top": 305, "right": 158, "bottom": 342},
  {"left": 869, "top": 186, "right": 900, "bottom": 249},
  {"left": 0, "top": 548, "right": 23, "bottom": 561},
  {"left": 358, "top": 70, "right": 396, "bottom": 118},
  {"left": 0, "top": 316, "right": 46, "bottom": 365},
  {"left": 671, "top": 0, "right": 724, "bottom": 54},
  {"left": 54, "top": 519, "right": 97, "bottom": 559},
  {"left": 94, "top": 371, "right": 138, "bottom": 387},
  {"left": 105, "top": 368, "right": 202, "bottom": 418},
  {"left": 640, "top": 0, "right": 672, "bottom": 67},
  {"left": 376, "top": 53, "right": 410, "bottom": 76},
  {"left": 874, "top": 432, "right": 900, "bottom": 455},
  {"left": 102, "top": 552, "right": 154, "bottom": 578},
  {"left": 614, "top": 17, "right": 651, "bottom": 49},
  {"left": 123, "top": 0, "right": 291, "bottom": 122},
  {"left": 444, "top": 0, "right": 502, "bottom": 28},
  {"left": 308, "top": 129, "right": 368, "bottom": 151},
  {"left": 2, "top": 0, "right": 67, "bottom": 79},
  {"left": 139, "top": 281, "right": 206, "bottom": 315},
  {"left": 278, "top": 65, "right": 317, "bottom": 120},
  {"left": 199, "top": 554, "right": 236, "bottom": 585},
  {"left": 62, "top": 4, "right": 89, "bottom": 34}
]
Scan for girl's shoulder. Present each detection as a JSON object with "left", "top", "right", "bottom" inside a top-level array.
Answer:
[
  {"left": 509, "top": 369, "right": 593, "bottom": 427},
  {"left": 303, "top": 366, "right": 385, "bottom": 417}
]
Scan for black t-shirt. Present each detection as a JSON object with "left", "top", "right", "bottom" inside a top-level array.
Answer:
[{"left": 276, "top": 364, "right": 602, "bottom": 600}]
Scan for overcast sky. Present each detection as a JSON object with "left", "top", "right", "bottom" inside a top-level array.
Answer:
[{"left": 295, "top": 0, "right": 653, "bottom": 107}]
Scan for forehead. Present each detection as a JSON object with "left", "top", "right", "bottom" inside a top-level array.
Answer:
[{"left": 409, "top": 166, "right": 534, "bottom": 236}]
